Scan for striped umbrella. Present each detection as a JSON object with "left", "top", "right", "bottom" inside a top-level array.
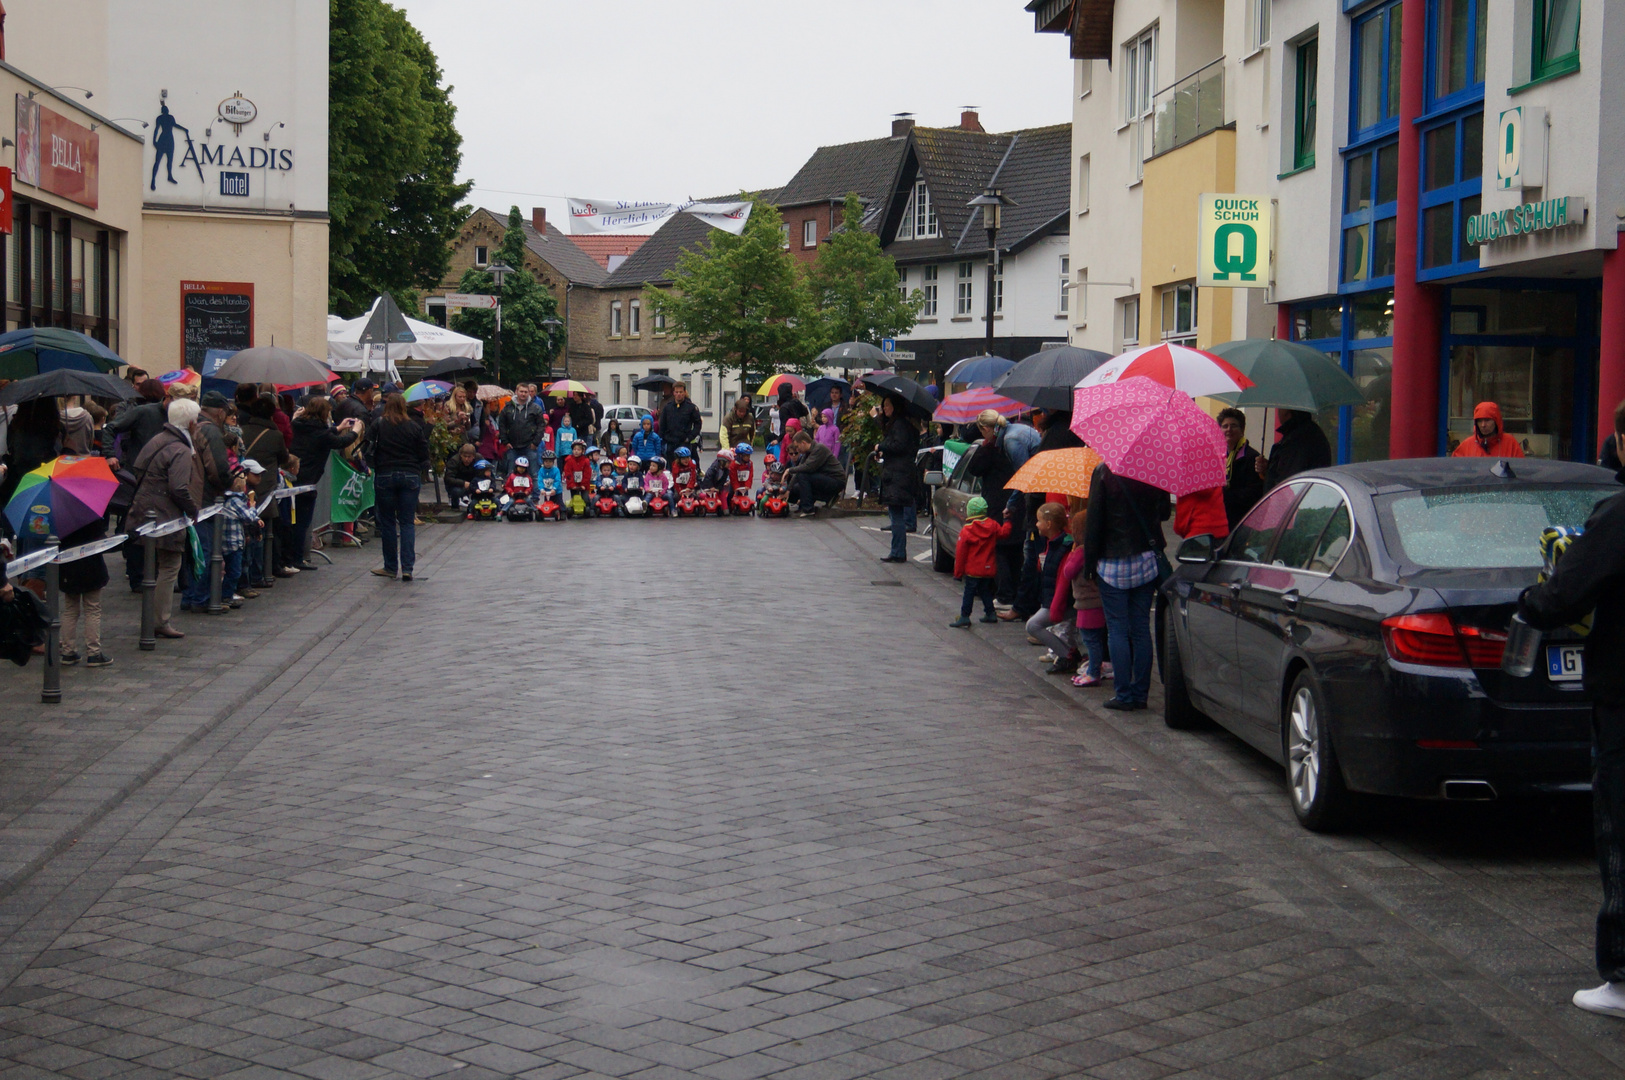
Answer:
[
  {"left": 757, "top": 373, "right": 806, "bottom": 397},
  {"left": 157, "top": 367, "right": 202, "bottom": 389},
  {"left": 548, "top": 379, "right": 593, "bottom": 396},
  {"left": 4, "top": 456, "right": 119, "bottom": 539},
  {"left": 934, "top": 387, "right": 1025, "bottom": 425},
  {"left": 1076, "top": 343, "right": 1253, "bottom": 399}
]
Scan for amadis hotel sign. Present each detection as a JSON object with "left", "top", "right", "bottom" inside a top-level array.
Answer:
[{"left": 1466, "top": 196, "right": 1586, "bottom": 246}]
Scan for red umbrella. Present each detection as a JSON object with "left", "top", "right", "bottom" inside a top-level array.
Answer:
[
  {"left": 934, "top": 387, "right": 1024, "bottom": 424},
  {"left": 1076, "top": 343, "right": 1253, "bottom": 398}
]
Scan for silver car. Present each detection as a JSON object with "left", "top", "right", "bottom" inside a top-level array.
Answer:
[
  {"left": 925, "top": 445, "right": 983, "bottom": 573},
  {"left": 601, "top": 405, "right": 655, "bottom": 444}
]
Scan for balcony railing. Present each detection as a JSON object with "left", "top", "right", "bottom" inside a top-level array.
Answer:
[{"left": 1151, "top": 58, "right": 1226, "bottom": 157}]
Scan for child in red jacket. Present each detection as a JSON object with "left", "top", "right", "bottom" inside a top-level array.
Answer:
[{"left": 950, "top": 496, "right": 1012, "bottom": 628}]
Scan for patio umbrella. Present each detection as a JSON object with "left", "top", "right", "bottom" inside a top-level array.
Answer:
[
  {"left": 215, "top": 346, "right": 333, "bottom": 387},
  {"left": 631, "top": 373, "right": 676, "bottom": 391},
  {"left": 1077, "top": 343, "right": 1254, "bottom": 399},
  {"left": 403, "top": 380, "right": 451, "bottom": 403},
  {"left": 817, "top": 341, "right": 889, "bottom": 366},
  {"left": 0, "top": 327, "right": 123, "bottom": 379},
  {"left": 1070, "top": 377, "right": 1226, "bottom": 496},
  {"left": 757, "top": 373, "right": 806, "bottom": 397},
  {"left": 0, "top": 369, "right": 137, "bottom": 406},
  {"left": 862, "top": 373, "right": 937, "bottom": 422},
  {"left": 4, "top": 456, "right": 120, "bottom": 539},
  {"left": 934, "top": 387, "right": 1025, "bottom": 425},
  {"left": 992, "top": 346, "right": 1112, "bottom": 410},
  {"left": 424, "top": 356, "right": 486, "bottom": 380},
  {"left": 1005, "top": 447, "right": 1105, "bottom": 499},
  {"left": 1207, "top": 338, "right": 1366, "bottom": 411},
  {"left": 548, "top": 379, "right": 592, "bottom": 396},
  {"left": 804, "top": 376, "right": 851, "bottom": 411},
  {"left": 943, "top": 355, "right": 1015, "bottom": 389}
]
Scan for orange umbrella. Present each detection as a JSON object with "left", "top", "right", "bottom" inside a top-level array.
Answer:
[{"left": 1005, "top": 447, "right": 1103, "bottom": 499}]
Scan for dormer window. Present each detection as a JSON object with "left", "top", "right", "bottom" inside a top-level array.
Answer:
[{"left": 895, "top": 179, "right": 940, "bottom": 241}]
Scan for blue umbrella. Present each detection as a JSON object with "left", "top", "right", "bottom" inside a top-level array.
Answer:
[
  {"left": 804, "top": 376, "right": 851, "bottom": 411},
  {"left": 0, "top": 327, "right": 124, "bottom": 379},
  {"left": 943, "top": 355, "right": 1015, "bottom": 388}
]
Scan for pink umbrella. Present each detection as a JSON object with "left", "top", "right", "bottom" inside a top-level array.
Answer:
[
  {"left": 1076, "top": 342, "right": 1253, "bottom": 399},
  {"left": 1070, "top": 376, "right": 1226, "bottom": 496},
  {"left": 933, "top": 387, "right": 1024, "bottom": 425}
]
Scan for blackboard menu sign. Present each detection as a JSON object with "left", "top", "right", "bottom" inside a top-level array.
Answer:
[{"left": 181, "top": 281, "right": 254, "bottom": 369}]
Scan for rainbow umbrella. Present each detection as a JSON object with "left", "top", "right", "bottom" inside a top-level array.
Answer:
[
  {"left": 934, "top": 387, "right": 1025, "bottom": 425},
  {"left": 157, "top": 368, "right": 202, "bottom": 389},
  {"left": 549, "top": 379, "right": 592, "bottom": 396},
  {"left": 403, "top": 380, "right": 451, "bottom": 403},
  {"left": 757, "top": 373, "right": 805, "bottom": 397},
  {"left": 4, "top": 456, "right": 119, "bottom": 540}
]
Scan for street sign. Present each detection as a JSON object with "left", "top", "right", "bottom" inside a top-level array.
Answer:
[
  {"left": 1197, "top": 194, "right": 1274, "bottom": 289},
  {"left": 441, "top": 292, "right": 499, "bottom": 310},
  {"left": 889, "top": 351, "right": 916, "bottom": 361},
  {"left": 881, "top": 338, "right": 895, "bottom": 352}
]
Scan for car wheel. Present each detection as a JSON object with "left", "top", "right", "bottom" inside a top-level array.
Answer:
[
  {"left": 932, "top": 531, "right": 953, "bottom": 573},
  {"left": 1161, "top": 617, "right": 1210, "bottom": 730},
  {"left": 1283, "top": 670, "right": 1355, "bottom": 832}
]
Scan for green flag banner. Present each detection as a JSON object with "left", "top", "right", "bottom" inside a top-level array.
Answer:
[
  {"left": 329, "top": 452, "right": 374, "bottom": 523},
  {"left": 942, "top": 439, "right": 971, "bottom": 474}
]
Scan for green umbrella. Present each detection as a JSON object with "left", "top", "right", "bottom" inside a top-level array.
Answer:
[{"left": 1208, "top": 338, "right": 1366, "bottom": 411}]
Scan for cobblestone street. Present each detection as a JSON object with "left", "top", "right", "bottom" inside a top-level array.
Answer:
[{"left": 1, "top": 517, "right": 1623, "bottom": 1079}]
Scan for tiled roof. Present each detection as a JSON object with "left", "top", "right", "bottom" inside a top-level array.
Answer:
[
  {"left": 982, "top": 124, "right": 1072, "bottom": 253},
  {"left": 466, "top": 208, "right": 610, "bottom": 286},
  {"left": 603, "top": 189, "right": 785, "bottom": 289},
  {"left": 776, "top": 136, "right": 907, "bottom": 209},
  {"left": 567, "top": 234, "right": 650, "bottom": 269}
]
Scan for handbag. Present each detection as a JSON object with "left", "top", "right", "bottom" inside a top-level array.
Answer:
[{"left": 1118, "top": 473, "right": 1174, "bottom": 587}]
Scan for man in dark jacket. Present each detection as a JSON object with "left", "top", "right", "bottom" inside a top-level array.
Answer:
[
  {"left": 104, "top": 380, "right": 168, "bottom": 468},
  {"left": 498, "top": 383, "right": 547, "bottom": 476},
  {"left": 1084, "top": 463, "right": 1170, "bottom": 711},
  {"left": 239, "top": 397, "right": 290, "bottom": 590},
  {"left": 1218, "top": 408, "right": 1264, "bottom": 527},
  {"left": 1519, "top": 483, "right": 1625, "bottom": 1019},
  {"left": 331, "top": 383, "right": 369, "bottom": 425},
  {"left": 443, "top": 444, "right": 479, "bottom": 508},
  {"left": 178, "top": 392, "right": 234, "bottom": 613},
  {"left": 658, "top": 381, "right": 703, "bottom": 460},
  {"left": 1258, "top": 409, "right": 1332, "bottom": 488},
  {"left": 784, "top": 430, "right": 844, "bottom": 516},
  {"left": 568, "top": 393, "right": 596, "bottom": 441},
  {"left": 776, "top": 384, "right": 808, "bottom": 434}
]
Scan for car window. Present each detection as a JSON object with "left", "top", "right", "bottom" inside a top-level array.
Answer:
[
  {"left": 948, "top": 447, "right": 975, "bottom": 490},
  {"left": 1376, "top": 485, "right": 1615, "bottom": 568},
  {"left": 1272, "top": 484, "right": 1349, "bottom": 570},
  {"left": 1308, "top": 504, "right": 1352, "bottom": 573},
  {"left": 1225, "top": 484, "right": 1305, "bottom": 563}
]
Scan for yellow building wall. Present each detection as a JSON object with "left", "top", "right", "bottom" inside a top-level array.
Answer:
[
  {"left": 139, "top": 212, "right": 329, "bottom": 371},
  {"left": 1139, "top": 128, "right": 1236, "bottom": 350}
]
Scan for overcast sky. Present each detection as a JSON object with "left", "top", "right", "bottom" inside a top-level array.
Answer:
[{"left": 395, "top": 0, "right": 1073, "bottom": 232}]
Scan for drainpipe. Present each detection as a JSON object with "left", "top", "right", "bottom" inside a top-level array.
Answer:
[
  {"left": 1598, "top": 245, "right": 1625, "bottom": 449},
  {"left": 1388, "top": 0, "right": 1442, "bottom": 459}
]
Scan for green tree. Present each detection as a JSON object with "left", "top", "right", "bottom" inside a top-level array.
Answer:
[
  {"left": 651, "top": 197, "right": 813, "bottom": 394},
  {"left": 329, "top": 0, "right": 473, "bottom": 316},
  {"left": 808, "top": 193, "right": 922, "bottom": 348},
  {"left": 450, "top": 207, "right": 562, "bottom": 385}
]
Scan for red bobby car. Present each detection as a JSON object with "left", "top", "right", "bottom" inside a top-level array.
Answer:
[
  {"left": 696, "top": 486, "right": 727, "bottom": 516},
  {"left": 728, "top": 486, "right": 756, "bottom": 516},
  {"left": 675, "top": 487, "right": 703, "bottom": 517}
]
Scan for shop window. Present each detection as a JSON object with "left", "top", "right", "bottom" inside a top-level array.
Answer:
[
  {"left": 956, "top": 261, "right": 975, "bottom": 316},
  {"left": 1293, "top": 37, "right": 1318, "bottom": 171},
  {"left": 1432, "top": 0, "right": 1486, "bottom": 102},
  {"left": 1420, "top": 112, "right": 1484, "bottom": 278},
  {"left": 1160, "top": 282, "right": 1197, "bottom": 344},
  {"left": 1290, "top": 293, "right": 1394, "bottom": 463},
  {"left": 1341, "top": 142, "right": 1399, "bottom": 286},
  {"left": 1352, "top": 1, "right": 1402, "bottom": 139},
  {"left": 71, "top": 238, "right": 84, "bottom": 315},
  {"left": 1531, "top": 0, "right": 1581, "bottom": 83},
  {"left": 922, "top": 265, "right": 938, "bottom": 316},
  {"left": 1447, "top": 343, "right": 1574, "bottom": 458}
]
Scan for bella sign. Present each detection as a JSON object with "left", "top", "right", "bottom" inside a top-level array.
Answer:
[
  {"left": 1465, "top": 196, "right": 1586, "bottom": 246},
  {"left": 14, "top": 95, "right": 99, "bottom": 210},
  {"left": 1197, "top": 194, "right": 1273, "bottom": 288}
]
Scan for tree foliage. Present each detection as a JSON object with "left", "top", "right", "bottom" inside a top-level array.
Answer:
[
  {"left": 651, "top": 197, "right": 813, "bottom": 393},
  {"left": 808, "top": 193, "right": 922, "bottom": 349},
  {"left": 329, "top": 0, "right": 473, "bottom": 316},
  {"left": 451, "top": 208, "right": 562, "bottom": 385}
]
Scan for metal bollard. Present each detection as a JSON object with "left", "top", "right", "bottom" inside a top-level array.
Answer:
[
  {"left": 261, "top": 505, "right": 275, "bottom": 588},
  {"left": 42, "top": 535, "right": 60, "bottom": 705},
  {"left": 207, "top": 498, "right": 226, "bottom": 615},
  {"left": 140, "top": 510, "right": 157, "bottom": 651}
]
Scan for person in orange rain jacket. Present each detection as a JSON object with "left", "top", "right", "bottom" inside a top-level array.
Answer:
[
  {"left": 1452, "top": 401, "right": 1525, "bottom": 458},
  {"left": 1174, "top": 486, "right": 1230, "bottom": 540},
  {"left": 950, "top": 496, "right": 1013, "bottom": 628}
]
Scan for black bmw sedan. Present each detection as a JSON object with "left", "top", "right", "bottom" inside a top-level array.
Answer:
[{"left": 1159, "top": 457, "right": 1618, "bottom": 831}]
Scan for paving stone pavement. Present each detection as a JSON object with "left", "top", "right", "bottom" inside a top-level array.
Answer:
[{"left": 0, "top": 516, "right": 1622, "bottom": 1079}]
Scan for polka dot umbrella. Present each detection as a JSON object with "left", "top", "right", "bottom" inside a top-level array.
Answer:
[{"left": 1070, "top": 376, "right": 1226, "bottom": 496}]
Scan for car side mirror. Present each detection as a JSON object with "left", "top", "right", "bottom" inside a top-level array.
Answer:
[
  {"left": 924, "top": 470, "right": 945, "bottom": 486},
  {"left": 1176, "top": 534, "right": 1217, "bottom": 564}
]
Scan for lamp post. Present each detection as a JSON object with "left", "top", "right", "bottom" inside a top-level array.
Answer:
[
  {"left": 488, "top": 262, "right": 515, "bottom": 383},
  {"left": 542, "top": 317, "right": 564, "bottom": 380},
  {"left": 967, "top": 189, "right": 1017, "bottom": 359}
]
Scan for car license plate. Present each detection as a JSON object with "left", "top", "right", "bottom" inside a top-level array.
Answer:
[{"left": 1547, "top": 644, "right": 1584, "bottom": 682}]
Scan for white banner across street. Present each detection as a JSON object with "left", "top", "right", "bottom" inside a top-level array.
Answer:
[{"left": 566, "top": 198, "right": 753, "bottom": 235}]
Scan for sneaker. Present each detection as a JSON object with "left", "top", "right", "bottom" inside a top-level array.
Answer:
[
  {"left": 84, "top": 652, "right": 114, "bottom": 668},
  {"left": 59, "top": 649, "right": 80, "bottom": 666},
  {"left": 1037, "top": 650, "right": 1057, "bottom": 664},
  {"left": 274, "top": 567, "right": 298, "bottom": 577},
  {"left": 797, "top": 511, "right": 817, "bottom": 519},
  {"left": 1573, "top": 983, "right": 1625, "bottom": 1018},
  {"left": 298, "top": 562, "right": 320, "bottom": 572},
  {"left": 1071, "top": 672, "right": 1105, "bottom": 687},
  {"left": 949, "top": 616, "right": 972, "bottom": 629},
  {"left": 994, "top": 602, "right": 1014, "bottom": 613},
  {"left": 979, "top": 613, "right": 999, "bottom": 624}
]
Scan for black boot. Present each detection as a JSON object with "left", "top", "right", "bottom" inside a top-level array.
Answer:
[{"left": 1046, "top": 652, "right": 1082, "bottom": 675}]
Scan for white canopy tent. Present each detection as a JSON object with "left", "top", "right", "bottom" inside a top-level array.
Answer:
[{"left": 326, "top": 302, "right": 484, "bottom": 376}]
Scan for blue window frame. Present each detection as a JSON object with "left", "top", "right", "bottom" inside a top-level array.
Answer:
[
  {"left": 1291, "top": 292, "right": 1395, "bottom": 463},
  {"left": 1350, "top": 1, "right": 1403, "bottom": 142},
  {"left": 1428, "top": 0, "right": 1486, "bottom": 108},
  {"left": 1418, "top": 110, "right": 1483, "bottom": 280},
  {"left": 1343, "top": 0, "right": 1403, "bottom": 293}
]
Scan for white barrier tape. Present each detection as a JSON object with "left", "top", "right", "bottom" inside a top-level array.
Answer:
[
  {"left": 5, "top": 547, "right": 59, "bottom": 578},
  {"left": 53, "top": 534, "right": 129, "bottom": 563}
]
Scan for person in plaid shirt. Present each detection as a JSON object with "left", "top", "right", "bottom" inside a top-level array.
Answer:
[{"left": 220, "top": 463, "right": 264, "bottom": 608}]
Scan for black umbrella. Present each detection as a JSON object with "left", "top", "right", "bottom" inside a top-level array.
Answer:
[
  {"left": 631, "top": 373, "right": 677, "bottom": 391},
  {"left": 423, "top": 356, "right": 487, "bottom": 380},
  {"left": 817, "top": 341, "right": 890, "bottom": 366},
  {"left": 214, "top": 346, "right": 333, "bottom": 386},
  {"left": 862, "top": 373, "right": 936, "bottom": 422},
  {"left": 0, "top": 368, "right": 138, "bottom": 407},
  {"left": 804, "top": 376, "right": 851, "bottom": 411},
  {"left": 992, "top": 346, "right": 1112, "bottom": 410}
]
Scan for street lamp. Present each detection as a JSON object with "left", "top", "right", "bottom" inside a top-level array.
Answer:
[
  {"left": 542, "top": 318, "right": 564, "bottom": 379},
  {"left": 487, "top": 262, "right": 515, "bottom": 383},
  {"left": 966, "top": 189, "right": 1017, "bottom": 358}
]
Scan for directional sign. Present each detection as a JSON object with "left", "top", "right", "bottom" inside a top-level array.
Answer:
[{"left": 442, "top": 293, "right": 499, "bottom": 310}]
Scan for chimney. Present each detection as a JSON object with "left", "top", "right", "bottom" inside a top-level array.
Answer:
[
  {"left": 960, "top": 109, "right": 984, "bottom": 133},
  {"left": 891, "top": 112, "right": 914, "bottom": 138},
  {"left": 532, "top": 206, "right": 547, "bottom": 234}
]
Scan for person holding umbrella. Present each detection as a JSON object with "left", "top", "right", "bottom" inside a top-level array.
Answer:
[{"left": 877, "top": 395, "right": 920, "bottom": 563}]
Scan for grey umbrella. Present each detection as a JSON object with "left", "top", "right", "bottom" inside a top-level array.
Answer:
[
  {"left": 991, "top": 346, "right": 1112, "bottom": 410},
  {"left": 817, "top": 341, "right": 891, "bottom": 367},
  {"left": 1207, "top": 339, "right": 1366, "bottom": 411},
  {"left": 214, "top": 346, "right": 334, "bottom": 386},
  {"left": 0, "top": 368, "right": 138, "bottom": 406}
]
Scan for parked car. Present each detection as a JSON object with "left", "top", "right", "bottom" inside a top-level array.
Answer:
[
  {"left": 600, "top": 405, "right": 654, "bottom": 440},
  {"left": 926, "top": 444, "right": 983, "bottom": 573},
  {"left": 1159, "top": 457, "right": 1618, "bottom": 831}
]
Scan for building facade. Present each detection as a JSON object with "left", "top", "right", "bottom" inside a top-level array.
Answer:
[{"left": 1035, "top": 0, "right": 1625, "bottom": 463}]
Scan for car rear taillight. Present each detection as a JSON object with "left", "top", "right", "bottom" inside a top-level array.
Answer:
[{"left": 1381, "top": 613, "right": 1508, "bottom": 669}]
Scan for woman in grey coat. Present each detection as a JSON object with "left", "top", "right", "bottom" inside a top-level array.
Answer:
[{"left": 128, "top": 398, "right": 204, "bottom": 639}]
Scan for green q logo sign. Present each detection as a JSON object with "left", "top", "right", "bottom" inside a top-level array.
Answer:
[{"left": 1212, "top": 224, "right": 1258, "bottom": 281}]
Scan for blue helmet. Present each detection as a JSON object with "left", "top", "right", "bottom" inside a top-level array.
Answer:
[
  {"left": 474, "top": 459, "right": 491, "bottom": 470},
  {"left": 735, "top": 444, "right": 753, "bottom": 457},
  {"left": 675, "top": 446, "right": 692, "bottom": 458}
]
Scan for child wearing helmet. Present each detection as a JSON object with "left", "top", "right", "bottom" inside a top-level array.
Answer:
[
  {"left": 595, "top": 459, "right": 620, "bottom": 511},
  {"left": 699, "top": 447, "right": 733, "bottom": 490},
  {"left": 672, "top": 445, "right": 698, "bottom": 489},
  {"left": 728, "top": 444, "right": 755, "bottom": 494},
  {"left": 536, "top": 450, "right": 563, "bottom": 499},
  {"left": 504, "top": 455, "right": 537, "bottom": 506},
  {"left": 562, "top": 441, "right": 594, "bottom": 497},
  {"left": 644, "top": 455, "right": 672, "bottom": 497},
  {"left": 622, "top": 454, "right": 646, "bottom": 497}
]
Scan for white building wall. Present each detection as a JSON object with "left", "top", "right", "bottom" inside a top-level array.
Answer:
[{"left": 895, "top": 234, "right": 1074, "bottom": 350}]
